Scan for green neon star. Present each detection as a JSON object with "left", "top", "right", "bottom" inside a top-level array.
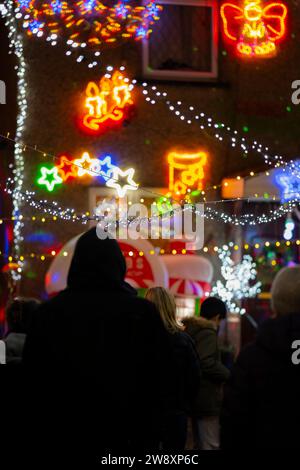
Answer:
[{"left": 37, "top": 166, "right": 63, "bottom": 192}]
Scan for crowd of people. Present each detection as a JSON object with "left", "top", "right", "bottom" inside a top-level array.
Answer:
[{"left": 1, "top": 227, "right": 300, "bottom": 454}]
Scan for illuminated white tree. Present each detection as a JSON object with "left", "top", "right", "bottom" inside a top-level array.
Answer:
[{"left": 212, "top": 246, "right": 261, "bottom": 315}]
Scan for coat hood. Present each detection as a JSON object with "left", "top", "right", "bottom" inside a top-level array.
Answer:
[
  {"left": 257, "top": 313, "right": 300, "bottom": 360},
  {"left": 67, "top": 228, "right": 136, "bottom": 293},
  {"left": 182, "top": 316, "right": 217, "bottom": 336}
]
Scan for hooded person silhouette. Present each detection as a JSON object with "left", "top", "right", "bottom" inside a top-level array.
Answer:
[{"left": 21, "top": 228, "right": 175, "bottom": 458}]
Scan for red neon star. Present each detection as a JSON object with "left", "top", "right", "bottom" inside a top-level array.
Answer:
[{"left": 56, "top": 155, "right": 77, "bottom": 181}]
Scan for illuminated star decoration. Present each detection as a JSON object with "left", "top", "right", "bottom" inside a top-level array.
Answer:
[
  {"left": 56, "top": 155, "right": 78, "bottom": 181},
  {"left": 98, "top": 155, "right": 115, "bottom": 181},
  {"left": 274, "top": 169, "right": 300, "bottom": 202},
  {"left": 74, "top": 152, "right": 101, "bottom": 177},
  {"left": 105, "top": 166, "right": 138, "bottom": 198},
  {"left": 37, "top": 166, "right": 63, "bottom": 192}
]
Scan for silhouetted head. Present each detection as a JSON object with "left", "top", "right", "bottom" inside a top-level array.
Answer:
[
  {"left": 6, "top": 297, "right": 41, "bottom": 334},
  {"left": 67, "top": 228, "right": 134, "bottom": 293},
  {"left": 200, "top": 297, "right": 227, "bottom": 326},
  {"left": 271, "top": 266, "right": 300, "bottom": 316}
]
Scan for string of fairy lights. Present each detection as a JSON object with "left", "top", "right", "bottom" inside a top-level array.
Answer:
[
  {"left": 4, "top": 181, "right": 299, "bottom": 231},
  {"left": 3, "top": 0, "right": 27, "bottom": 281},
  {"left": 2, "top": 239, "right": 300, "bottom": 265},
  {"left": 141, "top": 82, "right": 293, "bottom": 172}
]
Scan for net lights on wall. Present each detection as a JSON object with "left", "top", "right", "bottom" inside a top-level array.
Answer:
[
  {"left": 220, "top": 0, "right": 288, "bottom": 58},
  {"left": 14, "top": 0, "right": 163, "bottom": 67}
]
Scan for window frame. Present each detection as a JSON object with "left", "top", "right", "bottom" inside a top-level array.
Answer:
[{"left": 142, "top": 0, "right": 219, "bottom": 82}]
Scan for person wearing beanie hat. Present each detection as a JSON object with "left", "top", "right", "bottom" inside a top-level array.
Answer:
[
  {"left": 222, "top": 266, "right": 300, "bottom": 449},
  {"left": 182, "top": 297, "right": 230, "bottom": 450}
]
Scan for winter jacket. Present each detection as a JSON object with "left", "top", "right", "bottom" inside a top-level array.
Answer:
[
  {"left": 182, "top": 316, "right": 230, "bottom": 417},
  {"left": 19, "top": 228, "right": 176, "bottom": 455},
  {"left": 4, "top": 332, "right": 26, "bottom": 365},
  {"left": 221, "top": 313, "right": 300, "bottom": 449},
  {"left": 165, "top": 331, "right": 201, "bottom": 415}
]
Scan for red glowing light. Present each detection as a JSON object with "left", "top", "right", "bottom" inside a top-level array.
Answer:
[
  {"left": 220, "top": 0, "right": 287, "bottom": 58},
  {"left": 56, "top": 155, "right": 78, "bottom": 181}
]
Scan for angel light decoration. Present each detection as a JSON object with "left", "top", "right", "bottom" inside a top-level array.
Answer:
[
  {"left": 220, "top": 0, "right": 288, "bottom": 58},
  {"left": 82, "top": 69, "right": 134, "bottom": 133}
]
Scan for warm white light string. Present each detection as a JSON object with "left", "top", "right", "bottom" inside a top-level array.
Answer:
[
  {"left": 211, "top": 246, "right": 262, "bottom": 315},
  {"left": 2, "top": 1, "right": 27, "bottom": 281},
  {"left": 141, "top": 82, "right": 296, "bottom": 172},
  {"left": 5, "top": 183, "right": 298, "bottom": 230},
  {"left": 202, "top": 199, "right": 298, "bottom": 226}
]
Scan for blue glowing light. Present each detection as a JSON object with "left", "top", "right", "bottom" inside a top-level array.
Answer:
[
  {"left": 135, "top": 26, "right": 148, "bottom": 39},
  {"left": 51, "top": 272, "right": 60, "bottom": 284},
  {"left": 274, "top": 168, "right": 300, "bottom": 202},
  {"left": 28, "top": 20, "right": 43, "bottom": 33},
  {"left": 115, "top": 3, "right": 128, "bottom": 19},
  {"left": 98, "top": 155, "right": 115, "bottom": 181},
  {"left": 18, "top": 0, "right": 31, "bottom": 9},
  {"left": 25, "top": 231, "right": 57, "bottom": 245},
  {"left": 145, "top": 3, "right": 160, "bottom": 19},
  {"left": 51, "top": 0, "right": 63, "bottom": 14},
  {"left": 83, "top": 0, "right": 97, "bottom": 11}
]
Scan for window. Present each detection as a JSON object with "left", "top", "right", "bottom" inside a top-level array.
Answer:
[{"left": 143, "top": 0, "right": 219, "bottom": 81}]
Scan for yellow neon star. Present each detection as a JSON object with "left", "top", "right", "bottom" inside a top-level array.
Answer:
[
  {"left": 105, "top": 167, "right": 138, "bottom": 198},
  {"left": 74, "top": 152, "right": 100, "bottom": 177}
]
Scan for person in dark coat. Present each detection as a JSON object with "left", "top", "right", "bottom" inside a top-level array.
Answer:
[
  {"left": 20, "top": 228, "right": 175, "bottom": 458},
  {"left": 221, "top": 266, "right": 300, "bottom": 449},
  {"left": 146, "top": 287, "right": 201, "bottom": 451},
  {"left": 182, "top": 297, "right": 230, "bottom": 450},
  {"left": 4, "top": 297, "right": 40, "bottom": 365}
]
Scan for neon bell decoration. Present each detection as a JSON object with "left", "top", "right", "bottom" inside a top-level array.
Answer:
[{"left": 220, "top": 0, "right": 287, "bottom": 58}]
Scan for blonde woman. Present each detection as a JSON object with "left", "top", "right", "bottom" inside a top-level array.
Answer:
[{"left": 146, "top": 287, "right": 201, "bottom": 451}]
